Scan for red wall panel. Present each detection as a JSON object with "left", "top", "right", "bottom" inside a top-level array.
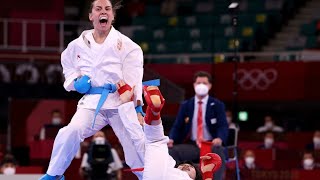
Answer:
[
  {"left": 147, "top": 61, "right": 320, "bottom": 102},
  {"left": 214, "top": 62, "right": 306, "bottom": 101}
]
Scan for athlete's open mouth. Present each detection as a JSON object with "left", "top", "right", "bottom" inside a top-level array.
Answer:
[{"left": 99, "top": 17, "right": 108, "bottom": 24}]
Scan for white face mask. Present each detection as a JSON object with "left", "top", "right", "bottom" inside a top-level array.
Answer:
[
  {"left": 3, "top": 167, "right": 16, "bottom": 175},
  {"left": 303, "top": 158, "right": 314, "bottom": 169},
  {"left": 52, "top": 117, "right": 62, "bottom": 125},
  {"left": 245, "top": 157, "right": 255, "bottom": 166},
  {"left": 194, "top": 83, "right": 209, "bottom": 96},
  {"left": 94, "top": 137, "right": 106, "bottom": 145},
  {"left": 265, "top": 122, "right": 273, "bottom": 128},
  {"left": 313, "top": 137, "right": 320, "bottom": 145},
  {"left": 264, "top": 138, "right": 274, "bottom": 148},
  {"left": 226, "top": 117, "right": 232, "bottom": 124}
]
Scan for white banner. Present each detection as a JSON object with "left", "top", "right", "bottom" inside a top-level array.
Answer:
[{"left": 0, "top": 175, "right": 42, "bottom": 180}]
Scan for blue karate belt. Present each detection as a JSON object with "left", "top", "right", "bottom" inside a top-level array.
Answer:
[
  {"left": 86, "top": 84, "right": 117, "bottom": 128},
  {"left": 142, "top": 79, "right": 160, "bottom": 86},
  {"left": 86, "top": 79, "right": 160, "bottom": 128}
]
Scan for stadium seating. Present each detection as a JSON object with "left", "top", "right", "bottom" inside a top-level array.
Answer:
[{"left": 130, "top": 0, "right": 289, "bottom": 57}]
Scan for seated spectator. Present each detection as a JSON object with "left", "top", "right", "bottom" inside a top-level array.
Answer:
[
  {"left": 241, "top": 150, "right": 259, "bottom": 170},
  {"left": 0, "top": 154, "right": 17, "bottom": 175},
  {"left": 301, "top": 151, "right": 320, "bottom": 170},
  {"left": 229, "top": 149, "right": 260, "bottom": 180},
  {"left": 80, "top": 131, "right": 123, "bottom": 180},
  {"left": 225, "top": 110, "right": 239, "bottom": 131},
  {"left": 50, "top": 109, "right": 63, "bottom": 125},
  {"left": 256, "top": 115, "right": 284, "bottom": 133},
  {"left": 257, "top": 131, "right": 278, "bottom": 149},
  {"left": 306, "top": 130, "right": 320, "bottom": 151},
  {"left": 39, "top": 109, "right": 64, "bottom": 140}
]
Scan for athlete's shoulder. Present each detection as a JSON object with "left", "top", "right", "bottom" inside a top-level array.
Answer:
[{"left": 114, "top": 28, "right": 141, "bottom": 51}]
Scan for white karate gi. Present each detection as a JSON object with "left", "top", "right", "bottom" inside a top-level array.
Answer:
[
  {"left": 46, "top": 27, "right": 145, "bottom": 179},
  {"left": 118, "top": 102, "right": 193, "bottom": 180}
]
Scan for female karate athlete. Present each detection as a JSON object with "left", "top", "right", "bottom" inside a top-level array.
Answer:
[{"left": 40, "top": 0, "right": 145, "bottom": 179}]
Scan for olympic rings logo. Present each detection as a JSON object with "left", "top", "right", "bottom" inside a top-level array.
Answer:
[{"left": 236, "top": 68, "right": 278, "bottom": 91}]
